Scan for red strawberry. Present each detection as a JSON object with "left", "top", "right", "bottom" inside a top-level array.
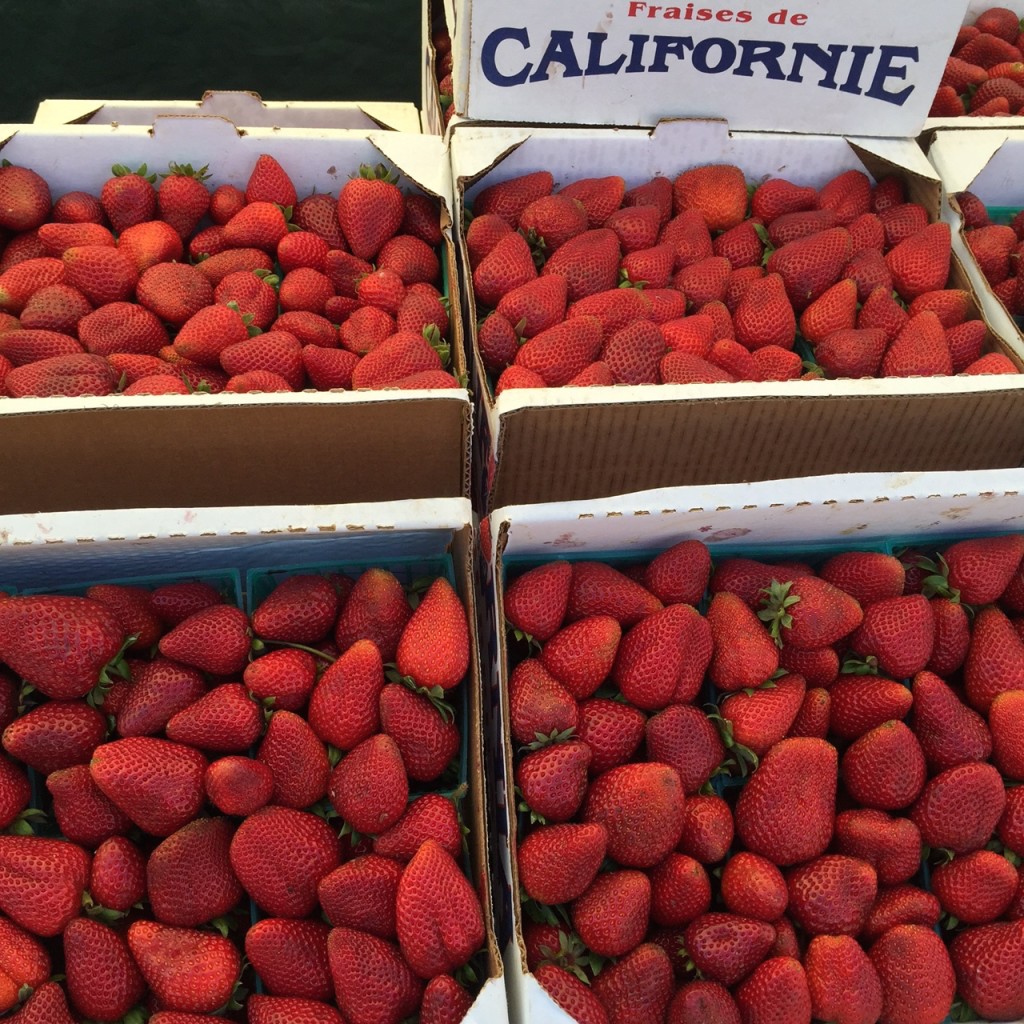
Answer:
[
  {"left": 115, "top": 657, "right": 206, "bottom": 737},
  {"left": 602, "top": 317, "right": 665, "bottom": 384},
  {"left": 350, "top": 330, "right": 445, "bottom": 389},
  {"left": 734, "top": 956, "right": 812, "bottom": 1024},
  {"left": 959, "top": 31, "right": 1024, "bottom": 69},
  {"left": 257, "top": 709, "right": 329, "bottom": 808},
  {"left": 683, "top": 913, "right": 775, "bottom": 987},
  {"left": 819, "top": 550, "right": 905, "bottom": 606},
  {"left": 833, "top": 809, "right": 922, "bottom": 886},
  {"left": 252, "top": 574, "right": 338, "bottom": 644},
  {"left": 195, "top": 247, "right": 274, "bottom": 286},
  {"left": 229, "top": 805, "right": 340, "bottom": 917},
  {"left": 60, "top": 244, "right": 137, "bottom": 305},
  {"left": 719, "top": 674, "right": 807, "bottom": 759},
  {"left": 707, "top": 592, "right": 780, "bottom": 691},
  {"left": 538, "top": 615, "right": 620, "bottom": 700},
  {"left": 329, "top": 733, "right": 409, "bottom": 834},
  {"left": 78, "top": 301, "right": 168, "bottom": 357},
  {"left": 6, "top": 981, "right": 75, "bottom": 1023},
  {"left": 642, "top": 539, "right": 711, "bottom": 605},
  {"left": 950, "top": 919, "right": 1024, "bottom": 1021},
  {"left": 768, "top": 208, "right": 837, "bottom": 247},
  {"left": 829, "top": 677, "right": 913, "bottom": 741},
  {"left": 373, "top": 792, "right": 462, "bottom": 863},
  {"left": 964, "top": 605, "right": 1024, "bottom": 711},
  {"left": 566, "top": 560, "right": 661, "bottom": 627},
  {"left": 534, "top": 965, "right": 610, "bottom": 1024},
  {"left": 204, "top": 755, "right": 274, "bottom": 817},
  {"left": 279, "top": 266, "right": 335, "bottom": 315},
  {"left": 156, "top": 162, "right": 211, "bottom": 238},
  {"left": 381, "top": 681, "right": 461, "bottom": 783},
  {"left": 879, "top": 203, "right": 930, "bottom": 249},
  {"left": 644, "top": 704, "right": 722, "bottom": 794},
  {"left": 0, "top": 326, "right": 82, "bottom": 365},
  {"left": 557, "top": 175, "right": 625, "bottom": 229},
  {"left": 246, "top": 995, "right": 346, "bottom": 1024},
  {"left": 752, "top": 177, "right": 816, "bottom": 221},
  {"left": 517, "top": 738, "right": 591, "bottom": 822},
  {"left": 989, "top": 688, "right": 1024, "bottom": 779},
  {"left": 127, "top": 919, "right": 241, "bottom": 1014},
  {"left": 136, "top": 261, "right": 215, "bottom": 325},
  {"left": 509, "top": 658, "right": 578, "bottom": 747},
  {"left": 0, "top": 754, "right": 28, "bottom": 831},
  {"left": 673, "top": 164, "right": 747, "bottom": 233},
  {"left": 858, "top": 285, "right": 910, "bottom": 343},
  {"left": 518, "top": 822, "right": 607, "bottom": 904},
  {"left": 572, "top": 869, "right": 651, "bottom": 958},
  {"left": 89, "top": 834, "right": 146, "bottom": 911},
  {"left": 943, "top": 533, "right": 1024, "bottom": 604},
  {"left": 577, "top": 697, "right": 646, "bottom": 775},
  {"left": 946, "top": 319, "right": 988, "bottom": 372},
  {"left": 303, "top": 344, "right": 358, "bottom": 389},
  {"left": 307, "top": 639, "right": 383, "bottom": 750},
  {"left": 592, "top": 942, "right": 673, "bottom": 1024},
  {"left": 804, "top": 935, "right": 882, "bottom": 1024},
  {"left": 118, "top": 219, "right": 184, "bottom": 273},
  {"left": 841, "top": 720, "right": 926, "bottom": 810},
  {"left": 732, "top": 272, "right": 796, "bottom": 350},
  {"left": 327, "top": 926, "right": 423, "bottom": 1024},
  {"left": 164, "top": 682, "right": 263, "bottom": 752},
  {"left": 786, "top": 854, "right": 878, "bottom": 936},
  {"left": 886, "top": 222, "right": 951, "bottom": 300},
  {"left": 761, "top": 576, "right": 863, "bottom": 650},
  {"left": 394, "top": 576, "right": 469, "bottom": 691},
  {"left": 246, "top": 153, "right": 298, "bottom": 208},
  {"left": 158, "top": 603, "right": 251, "bottom": 675},
  {"left": 0, "top": 594, "right": 125, "bottom": 699},
  {"left": 720, "top": 852, "right": 787, "bottom": 922},
  {"left": 337, "top": 164, "right": 405, "bottom": 260},
  {"left": 789, "top": 685, "right": 831, "bottom": 738},
  {"left": 778, "top": 644, "right": 838, "bottom": 688},
  {"left": 848, "top": 593, "right": 935, "bottom": 677},
  {"left": 519, "top": 194, "right": 589, "bottom": 254},
  {"left": 46, "top": 763, "right": 132, "bottom": 847},
  {"left": 100, "top": 164, "right": 157, "bottom": 232},
  {"left": 2, "top": 700, "right": 106, "bottom": 775},
  {"left": 541, "top": 228, "right": 621, "bottom": 302},
  {"left": 319, "top": 854, "right": 402, "bottom": 938},
  {"left": 294, "top": 191, "right": 348, "bottom": 249},
  {"left": 927, "top": 597, "right": 970, "bottom": 676},
  {"left": 17, "top": 283, "right": 90, "bottom": 336},
  {"left": 911, "top": 760, "right": 1005, "bottom": 854},
  {"left": 0, "top": 166, "right": 51, "bottom": 232},
  {"left": 0, "top": 835, "right": 90, "bottom": 936},
  {"left": 37, "top": 221, "right": 115, "bottom": 257},
  {"left": 334, "top": 568, "right": 411, "bottom": 660},
  {"left": 767, "top": 227, "right": 852, "bottom": 311},
  {"left": 881, "top": 309, "right": 953, "bottom": 377},
  {"left": 64, "top": 916, "right": 146, "bottom": 1021},
  {"left": 868, "top": 925, "right": 955, "bottom": 1024},
  {"left": 735, "top": 737, "right": 837, "bottom": 866},
  {"left": 676, "top": 793, "right": 734, "bottom": 863},
  {"left": 214, "top": 269, "right": 279, "bottom": 330},
  {"left": 799, "top": 278, "right": 858, "bottom": 345},
  {"left": 473, "top": 170, "right": 554, "bottom": 227},
  {"left": 0, "top": 916, "right": 49, "bottom": 1011},
  {"left": 51, "top": 190, "right": 103, "bottom": 224},
  {"left": 245, "top": 917, "right": 333, "bottom": 1000},
  {"left": 861, "top": 885, "right": 941, "bottom": 944},
  {"left": 932, "top": 849, "right": 1018, "bottom": 924},
  {"left": 378, "top": 233, "right": 441, "bottom": 286}
]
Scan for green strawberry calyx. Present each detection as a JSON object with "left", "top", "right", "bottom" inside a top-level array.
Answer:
[
  {"left": 384, "top": 666, "right": 455, "bottom": 724},
  {"left": 162, "top": 161, "right": 211, "bottom": 182},
  {"left": 355, "top": 162, "right": 401, "bottom": 186},
  {"left": 705, "top": 709, "right": 758, "bottom": 777},
  {"left": 250, "top": 637, "right": 337, "bottom": 664},
  {"left": 111, "top": 163, "right": 158, "bottom": 184},
  {"left": 6, "top": 807, "right": 46, "bottom": 837},
  {"left": 903, "top": 552, "right": 961, "bottom": 602},
  {"left": 757, "top": 579, "right": 801, "bottom": 647},
  {"left": 523, "top": 726, "right": 576, "bottom": 753}
]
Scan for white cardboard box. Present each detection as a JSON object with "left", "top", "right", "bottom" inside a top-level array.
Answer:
[
  {"left": 928, "top": 126, "right": 1024, "bottom": 360},
  {"left": 482, "top": 468, "right": 1024, "bottom": 1024},
  {"left": 0, "top": 119, "right": 470, "bottom": 514},
  {"left": 435, "top": 0, "right": 968, "bottom": 136},
  {"left": 449, "top": 119, "right": 1024, "bottom": 510},
  {"left": 0, "top": 496, "right": 506, "bottom": 1024},
  {"left": 32, "top": 92, "right": 423, "bottom": 133}
]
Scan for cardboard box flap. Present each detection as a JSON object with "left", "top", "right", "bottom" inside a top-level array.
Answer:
[{"left": 928, "top": 129, "right": 1018, "bottom": 198}]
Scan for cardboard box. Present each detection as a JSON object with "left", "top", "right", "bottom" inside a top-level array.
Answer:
[
  {"left": 436, "top": 0, "right": 967, "bottom": 136},
  {"left": 32, "top": 92, "right": 423, "bottom": 133},
  {"left": 450, "top": 119, "right": 1024, "bottom": 511},
  {"left": 0, "top": 496, "right": 506, "bottom": 1023},
  {"left": 481, "top": 467, "right": 1024, "bottom": 1024},
  {"left": 928, "top": 126, "right": 1024, "bottom": 359},
  {"left": 0, "top": 119, "right": 471, "bottom": 514}
]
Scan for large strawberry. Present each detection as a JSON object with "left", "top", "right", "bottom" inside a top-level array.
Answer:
[
  {"left": 0, "top": 835, "right": 90, "bottom": 936},
  {"left": 539, "top": 615, "right": 621, "bottom": 700},
  {"left": 950, "top": 919, "right": 1024, "bottom": 1021},
  {"left": 0, "top": 165, "right": 51, "bottom": 232},
  {"left": 328, "top": 926, "right": 423, "bottom": 1024},
  {"left": 591, "top": 942, "right": 673, "bottom": 1024},
  {"left": 534, "top": 964, "right": 610, "bottom": 1024},
  {"left": 157, "top": 603, "right": 251, "bottom": 676},
  {"left": 885, "top": 222, "right": 951, "bottom": 300},
  {"left": 319, "top": 854, "right": 402, "bottom": 938},
  {"left": 734, "top": 957, "right": 812, "bottom": 1024},
  {"left": 707, "top": 591, "right": 780, "bottom": 691},
  {"left": 204, "top": 755, "right": 274, "bottom": 817},
  {"left": 910, "top": 760, "right": 1005, "bottom": 854},
  {"left": 682, "top": 912, "right": 775, "bottom": 987},
  {"left": 964, "top": 605, "right": 1024, "bottom": 712},
  {"left": 329, "top": 733, "right": 408, "bottom": 835},
  {"left": 0, "top": 917, "right": 50, "bottom": 1012},
  {"left": 0, "top": 594, "right": 126, "bottom": 699},
  {"left": 394, "top": 576, "right": 469, "bottom": 691},
  {"left": 335, "top": 567, "right": 411, "bottom": 661},
  {"left": 503, "top": 560, "right": 572, "bottom": 642},
  {"left": 2, "top": 699, "right": 106, "bottom": 775},
  {"left": 573, "top": 869, "right": 651, "bottom": 958},
  {"left": 127, "top": 919, "right": 241, "bottom": 1014},
  {"left": 246, "top": 995, "right": 347, "bottom": 1024},
  {"left": 840, "top": 720, "right": 927, "bottom": 810},
  {"left": 244, "top": 917, "right": 333, "bottom": 1001},
  {"left": 646, "top": 704, "right": 724, "bottom": 794},
  {"left": 760, "top": 576, "right": 863, "bottom": 649},
  {"left": 46, "top": 763, "right": 132, "bottom": 847},
  {"left": 63, "top": 916, "right": 146, "bottom": 1021},
  {"left": 252, "top": 574, "right": 339, "bottom": 644},
  {"left": 337, "top": 164, "right": 405, "bottom": 261},
  {"left": 786, "top": 855, "right": 878, "bottom": 936},
  {"left": 89, "top": 835, "right": 146, "bottom": 912},
  {"left": 257, "top": 709, "right": 329, "bottom": 809},
  {"left": 6, "top": 981, "right": 76, "bottom": 1023},
  {"left": 931, "top": 849, "right": 1018, "bottom": 925},
  {"left": 516, "top": 737, "right": 591, "bottom": 822},
  {"left": 718, "top": 674, "right": 807, "bottom": 760},
  {"left": 517, "top": 822, "right": 607, "bottom": 905},
  {"left": 869, "top": 924, "right": 955, "bottom": 1024},
  {"left": 833, "top": 809, "right": 922, "bottom": 886}
]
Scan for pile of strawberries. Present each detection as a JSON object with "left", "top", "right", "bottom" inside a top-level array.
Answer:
[
  {"left": 503, "top": 533, "right": 1024, "bottom": 1023},
  {"left": 467, "top": 163, "right": 1017, "bottom": 394},
  {"left": 931, "top": 5, "right": 1024, "bottom": 117},
  {"left": 955, "top": 189, "right": 1024, "bottom": 319},
  {"left": 0, "top": 153, "right": 458, "bottom": 398},
  {"left": 0, "top": 567, "right": 486, "bottom": 1022}
]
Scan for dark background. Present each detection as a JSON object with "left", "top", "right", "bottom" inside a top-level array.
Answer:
[{"left": 0, "top": 0, "right": 423, "bottom": 124}]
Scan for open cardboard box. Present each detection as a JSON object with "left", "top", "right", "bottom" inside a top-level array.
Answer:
[
  {"left": 32, "top": 91, "right": 423, "bottom": 133},
  {"left": 928, "top": 126, "right": 1024, "bottom": 359},
  {"left": 0, "top": 118, "right": 471, "bottom": 514},
  {"left": 450, "top": 119, "right": 1024, "bottom": 511},
  {"left": 920, "top": 0, "right": 1024, "bottom": 144},
  {"left": 481, "top": 467, "right": 1024, "bottom": 1024},
  {"left": 432, "top": 0, "right": 966, "bottom": 136},
  {"left": 0, "top": 496, "right": 506, "bottom": 1023}
]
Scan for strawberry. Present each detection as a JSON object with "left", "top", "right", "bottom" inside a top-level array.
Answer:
[
  {"left": 395, "top": 839, "right": 485, "bottom": 977},
  {"left": 959, "top": 30, "right": 1024, "bottom": 69},
  {"left": 294, "top": 192, "right": 347, "bottom": 249},
  {"left": 19, "top": 282, "right": 91, "bottom": 336},
  {"left": 0, "top": 326, "right": 82, "bottom": 365},
  {"left": 150, "top": 580, "right": 221, "bottom": 626},
  {"left": 258, "top": 709, "right": 329, "bottom": 808},
  {"left": 245, "top": 917, "right": 332, "bottom": 1000},
  {"left": 829, "top": 677, "right": 913, "bottom": 740},
  {"left": 879, "top": 203, "right": 931, "bottom": 249},
  {"left": 318, "top": 854, "right": 402, "bottom": 938},
  {"left": 799, "top": 278, "right": 858, "bottom": 345},
  {"left": 642, "top": 539, "right": 711, "bottom": 605},
  {"left": 946, "top": 319, "right": 988, "bottom": 372},
  {"left": 989, "top": 688, "right": 1024, "bottom": 779},
  {"left": 378, "top": 233, "right": 441, "bottom": 286},
  {"left": 373, "top": 792, "right": 462, "bottom": 863},
  {"left": 100, "top": 164, "right": 157, "bottom": 232},
  {"left": 396, "top": 285, "right": 448, "bottom": 338},
  {"left": 279, "top": 267, "right": 334, "bottom": 315},
  {"left": 848, "top": 593, "right": 935, "bottom": 677},
  {"left": 789, "top": 685, "right": 831, "bottom": 738},
  {"left": 78, "top": 301, "right": 168, "bottom": 356},
  {"left": 195, "top": 247, "right": 274, "bottom": 286},
  {"left": 720, "top": 852, "right": 787, "bottom": 922},
  {"left": 591, "top": 942, "right": 673, "bottom": 1023},
  {"left": 394, "top": 576, "right": 468, "bottom": 691},
  {"left": 604, "top": 203, "right": 661, "bottom": 253},
  {"left": 932, "top": 848, "right": 1018, "bottom": 924},
  {"left": 246, "top": 153, "right": 298, "bottom": 208},
  {"left": 504, "top": 561, "right": 571, "bottom": 641},
  {"left": 51, "top": 189, "right": 103, "bottom": 224},
  {"left": 166, "top": 683, "right": 264, "bottom": 752},
  {"left": 732, "top": 272, "right": 796, "bottom": 350},
  {"left": 786, "top": 854, "right": 877, "bottom": 936},
  {"left": 556, "top": 175, "right": 625, "bottom": 229},
  {"left": 581, "top": 761, "right": 684, "bottom": 868},
  {"left": 204, "top": 755, "right": 273, "bottom": 817},
  {"left": 602, "top": 317, "right": 665, "bottom": 384},
  {"left": 37, "top": 221, "right": 115, "bottom": 256},
  {"left": 950, "top": 919, "right": 1024, "bottom": 1021},
  {"left": 804, "top": 935, "right": 882, "bottom": 1024},
  {"left": 676, "top": 793, "right": 733, "bottom": 863},
  {"left": 817, "top": 169, "right": 873, "bottom": 225},
  {"left": 909, "top": 288, "right": 972, "bottom": 328},
  {"left": 719, "top": 674, "right": 807, "bottom": 759},
  {"left": 848, "top": 212, "right": 886, "bottom": 254},
  {"left": 818, "top": 550, "right": 905, "bottom": 605},
  {"left": 89, "top": 834, "right": 146, "bottom": 911},
  {"left": 569, "top": 287, "right": 651, "bottom": 333},
  {"left": 495, "top": 365, "right": 545, "bottom": 392},
  {"left": 577, "top": 698, "right": 646, "bottom": 775},
  {"left": 881, "top": 309, "right": 953, "bottom": 377},
  {"left": 661, "top": 209, "right": 714, "bottom": 268},
  {"left": 647, "top": 853, "right": 712, "bottom": 932},
  {"left": 518, "top": 822, "right": 607, "bottom": 904},
  {"left": 155, "top": 162, "right": 211, "bottom": 238},
  {"left": 158, "top": 603, "right": 251, "bottom": 675},
  {"left": 380, "top": 682, "right": 460, "bottom": 783},
  {"left": 335, "top": 567, "right": 411, "bottom": 660},
  {"left": 841, "top": 720, "right": 926, "bottom": 810},
  {"left": 118, "top": 219, "right": 184, "bottom": 273},
  {"left": 329, "top": 733, "right": 409, "bottom": 834},
  {"left": 222, "top": 200, "right": 289, "bottom": 252},
  {"left": 534, "top": 965, "right": 610, "bottom": 1024},
  {"left": 0, "top": 753, "right": 28, "bottom": 831},
  {"left": 834, "top": 809, "right": 922, "bottom": 886},
  {"left": 136, "top": 261, "right": 214, "bottom": 325},
  {"left": 307, "top": 639, "right": 383, "bottom": 750},
  {"left": 752, "top": 177, "right": 817, "bottom": 222},
  {"left": 0, "top": 166, "right": 50, "bottom": 232},
  {"left": 674, "top": 255, "right": 731, "bottom": 309},
  {"left": 961, "top": 350, "right": 1018, "bottom": 374},
  {"left": 6, "top": 981, "right": 76, "bottom": 1023},
  {"left": 252, "top": 574, "right": 338, "bottom": 644},
  {"left": 519, "top": 194, "right": 589, "bottom": 254},
  {"left": 623, "top": 175, "right": 673, "bottom": 223},
  {"left": 188, "top": 223, "right": 228, "bottom": 259},
  {"left": 857, "top": 284, "right": 910, "bottom": 342},
  {"left": 760, "top": 576, "right": 863, "bottom": 649},
  {"left": 767, "top": 226, "right": 852, "bottom": 311},
  {"left": 64, "top": 916, "right": 146, "bottom": 1020},
  {"left": 735, "top": 737, "right": 837, "bottom": 865},
  {"left": 886, "top": 222, "right": 951, "bottom": 300},
  {"left": 927, "top": 596, "right": 970, "bottom": 676},
  {"left": 714, "top": 219, "right": 766, "bottom": 269},
  {"left": 953, "top": 190, "right": 992, "bottom": 230},
  {"left": 861, "top": 885, "right": 941, "bottom": 944},
  {"left": 230, "top": 805, "right": 339, "bottom": 916},
  {"left": 567, "top": 560, "right": 662, "bottom": 626},
  {"left": 572, "top": 869, "right": 651, "bottom": 958},
  {"left": 473, "top": 170, "right": 554, "bottom": 227},
  {"left": 127, "top": 919, "right": 241, "bottom": 1014},
  {"left": 350, "top": 330, "right": 445, "bottom": 389},
  {"left": 337, "top": 164, "right": 405, "bottom": 260},
  {"left": 46, "top": 763, "right": 132, "bottom": 846},
  {"left": 214, "top": 269, "right": 280, "bottom": 330},
  {"left": 644, "top": 705, "right": 721, "bottom": 795},
  {"left": 778, "top": 644, "right": 838, "bottom": 688},
  {"left": 0, "top": 594, "right": 125, "bottom": 698},
  {"left": 61, "top": 244, "right": 137, "bottom": 305},
  {"left": 911, "top": 760, "right": 1005, "bottom": 854},
  {"left": 2, "top": 699, "right": 106, "bottom": 775},
  {"left": 0, "top": 835, "right": 90, "bottom": 936},
  {"left": 964, "top": 605, "right": 1024, "bottom": 711},
  {"left": 683, "top": 913, "right": 775, "bottom": 987},
  {"left": 517, "top": 738, "right": 591, "bottom": 822},
  {"left": 465, "top": 213, "right": 513, "bottom": 269},
  {"left": 734, "top": 957, "right": 812, "bottom": 1024},
  {"left": 246, "top": 995, "right": 346, "bottom": 1024},
  {"left": 942, "top": 533, "right": 1024, "bottom": 604},
  {"left": 277, "top": 310, "right": 338, "bottom": 347},
  {"left": 115, "top": 657, "right": 206, "bottom": 737},
  {"left": 327, "top": 926, "right": 423, "bottom": 1024},
  {"left": 767, "top": 208, "right": 837, "bottom": 247},
  {"left": 673, "top": 164, "right": 747, "bottom": 232},
  {"left": 90, "top": 737, "right": 206, "bottom": 836},
  {"left": 707, "top": 591, "right": 780, "bottom": 691},
  {"left": 339, "top": 304, "right": 395, "bottom": 354},
  {"left": 868, "top": 925, "right": 955, "bottom": 1024},
  {"left": 541, "top": 228, "right": 622, "bottom": 303}
]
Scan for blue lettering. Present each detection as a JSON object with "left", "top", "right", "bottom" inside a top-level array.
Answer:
[
  {"left": 692, "top": 37, "right": 737, "bottom": 73},
  {"left": 865, "top": 45, "right": 917, "bottom": 105},
  {"left": 480, "top": 27, "right": 533, "bottom": 87},
  {"left": 733, "top": 39, "right": 787, "bottom": 79},
  {"left": 530, "top": 29, "right": 585, "bottom": 81},
  {"left": 839, "top": 44, "right": 874, "bottom": 95},
  {"left": 787, "top": 43, "right": 848, "bottom": 89},
  {"left": 626, "top": 34, "right": 650, "bottom": 72},
  {"left": 650, "top": 34, "right": 694, "bottom": 72},
  {"left": 586, "top": 32, "right": 628, "bottom": 75}
]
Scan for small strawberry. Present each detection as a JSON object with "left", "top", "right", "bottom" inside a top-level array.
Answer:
[
  {"left": 732, "top": 271, "right": 796, "bottom": 350},
  {"left": 394, "top": 576, "right": 469, "bottom": 691},
  {"left": 0, "top": 165, "right": 51, "bottom": 232},
  {"left": 246, "top": 153, "right": 298, "bottom": 208},
  {"left": 473, "top": 170, "right": 554, "bottom": 227},
  {"left": 707, "top": 591, "right": 780, "bottom": 691},
  {"left": 932, "top": 849, "right": 1018, "bottom": 925},
  {"left": 136, "top": 261, "right": 214, "bottom": 325},
  {"left": 841, "top": 720, "right": 927, "bottom": 810},
  {"left": 294, "top": 191, "right": 347, "bottom": 249},
  {"left": 787, "top": 854, "right": 878, "bottom": 936},
  {"left": 950, "top": 919, "right": 1024, "bottom": 1021},
  {"left": 911, "top": 760, "right": 1006, "bottom": 854},
  {"left": 577, "top": 697, "right": 646, "bottom": 775},
  {"left": 158, "top": 603, "right": 251, "bottom": 675},
  {"left": 156, "top": 161, "right": 211, "bottom": 238},
  {"left": 989, "top": 688, "right": 1024, "bottom": 779},
  {"left": 100, "top": 164, "right": 157, "bottom": 232},
  {"left": 683, "top": 912, "right": 776, "bottom": 987},
  {"left": 223, "top": 200, "right": 289, "bottom": 251},
  {"left": 673, "top": 164, "right": 747, "bottom": 232},
  {"left": 47, "top": 763, "right": 133, "bottom": 847},
  {"left": 194, "top": 247, "right": 274, "bottom": 286},
  {"left": 2, "top": 699, "right": 107, "bottom": 775},
  {"left": 886, "top": 222, "right": 952, "bottom": 300},
  {"left": 833, "top": 809, "right": 922, "bottom": 886},
  {"left": 518, "top": 822, "right": 607, "bottom": 905},
  {"left": 0, "top": 916, "right": 50, "bottom": 1011},
  {"left": 373, "top": 792, "right": 462, "bottom": 863},
  {"left": 719, "top": 674, "right": 808, "bottom": 760},
  {"left": 720, "top": 851, "right": 788, "bottom": 922},
  {"left": 329, "top": 732, "right": 409, "bottom": 834},
  {"left": 861, "top": 885, "right": 941, "bottom": 944},
  {"left": 61, "top": 244, "right": 137, "bottom": 305},
  {"left": 734, "top": 957, "right": 812, "bottom": 1024},
  {"left": 335, "top": 567, "right": 411, "bottom": 659},
  {"left": 89, "top": 834, "right": 146, "bottom": 911},
  {"left": 278, "top": 266, "right": 334, "bottom": 315},
  {"left": 204, "top": 755, "right": 274, "bottom": 817},
  {"left": 165, "top": 682, "right": 264, "bottom": 752},
  {"left": 829, "top": 677, "right": 913, "bottom": 741},
  {"left": 848, "top": 593, "right": 935, "bottom": 677}
]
